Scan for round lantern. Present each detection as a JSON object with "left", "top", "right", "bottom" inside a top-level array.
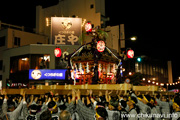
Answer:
[
  {"left": 85, "top": 22, "right": 92, "bottom": 32},
  {"left": 127, "top": 50, "right": 134, "bottom": 58},
  {"left": 97, "top": 41, "right": 105, "bottom": 52},
  {"left": 54, "top": 48, "right": 62, "bottom": 57}
]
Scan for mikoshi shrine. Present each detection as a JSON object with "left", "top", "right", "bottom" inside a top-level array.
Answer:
[
  {"left": 68, "top": 41, "right": 121, "bottom": 85},
  {"left": 60, "top": 26, "right": 123, "bottom": 85}
]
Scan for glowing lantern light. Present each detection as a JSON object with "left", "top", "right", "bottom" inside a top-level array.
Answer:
[
  {"left": 54, "top": 48, "right": 62, "bottom": 57},
  {"left": 127, "top": 50, "right": 134, "bottom": 58},
  {"left": 160, "top": 83, "right": 164, "bottom": 86},
  {"left": 97, "top": 41, "right": 105, "bottom": 52},
  {"left": 85, "top": 22, "right": 92, "bottom": 32}
]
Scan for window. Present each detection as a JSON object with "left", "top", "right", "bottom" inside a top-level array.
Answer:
[
  {"left": 90, "top": 4, "right": 94, "bottom": 9},
  {"left": 14, "top": 37, "right": 21, "bottom": 46},
  {"left": 0, "top": 36, "right": 6, "bottom": 47},
  {"left": 10, "top": 56, "right": 30, "bottom": 73},
  {"left": 30, "top": 54, "right": 50, "bottom": 69}
]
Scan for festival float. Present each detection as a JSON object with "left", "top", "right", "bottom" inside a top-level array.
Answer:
[{"left": 65, "top": 24, "right": 122, "bottom": 85}]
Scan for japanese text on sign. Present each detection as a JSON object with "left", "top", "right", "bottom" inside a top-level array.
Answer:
[{"left": 51, "top": 17, "right": 82, "bottom": 45}]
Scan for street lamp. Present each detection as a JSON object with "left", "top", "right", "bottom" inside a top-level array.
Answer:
[
  {"left": 130, "top": 36, "right": 137, "bottom": 41},
  {"left": 120, "top": 36, "right": 137, "bottom": 42}
]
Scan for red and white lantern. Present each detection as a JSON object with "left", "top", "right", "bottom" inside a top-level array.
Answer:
[
  {"left": 127, "top": 50, "right": 134, "bottom": 58},
  {"left": 85, "top": 22, "right": 92, "bottom": 32},
  {"left": 54, "top": 48, "right": 62, "bottom": 57},
  {"left": 97, "top": 41, "right": 105, "bottom": 52}
]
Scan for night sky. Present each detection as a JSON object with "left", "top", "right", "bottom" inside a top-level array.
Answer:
[{"left": 0, "top": 1, "right": 179, "bottom": 80}]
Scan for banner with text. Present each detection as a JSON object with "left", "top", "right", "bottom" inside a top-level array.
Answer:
[
  {"left": 29, "top": 69, "right": 66, "bottom": 80},
  {"left": 51, "top": 17, "right": 82, "bottom": 45}
]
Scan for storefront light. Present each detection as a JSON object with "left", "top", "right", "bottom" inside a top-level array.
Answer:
[
  {"left": 44, "top": 55, "right": 50, "bottom": 61},
  {"left": 22, "top": 58, "right": 28, "bottom": 61}
]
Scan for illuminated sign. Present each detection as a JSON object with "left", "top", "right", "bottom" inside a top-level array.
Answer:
[
  {"left": 29, "top": 69, "right": 66, "bottom": 80},
  {"left": 97, "top": 41, "right": 105, "bottom": 52},
  {"left": 11, "top": 83, "right": 27, "bottom": 87},
  {"left": 54, "top": 48, "right": 62, "bottom": 57},
  {"left": 127, "top": 50, "right": 134, "bottom": 58},
  {"left": 51, "top": 17, "right": 82, "bottom": 45}
]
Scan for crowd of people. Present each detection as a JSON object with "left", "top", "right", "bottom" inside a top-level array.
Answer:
[{"left": 0, "top": 89, "right": 180, "bottom": 120}]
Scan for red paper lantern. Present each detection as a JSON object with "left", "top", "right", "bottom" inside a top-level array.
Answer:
[
  {"left": 97, "top": 41, "right": 105, "bottom": 52},
  {"left": 127, "top": 50, "right": 134, "bottom": 58},
  {"left": 54, "top": 48, "right": 62, "bottom": 57},
  {"left": 85, "top": 22, "right": 92, "bottom": 32}
]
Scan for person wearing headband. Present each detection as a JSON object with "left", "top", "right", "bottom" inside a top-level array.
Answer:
[
  {"left": 48, "top": 101, "right": 60, "bottom": 120},
  {"left": 95, "top": 106, "right": 108, "bottom": 120},
  {"left": 172, "top": 97, "right": 180, "bottom": 120},
  {"left": 131, "top": 91, "right": 151, "bottom": 120},
  {"left": 149, "top": 97, "right": 161, "bottom": 120},
  {"left": 155, "top": 94, "right": 170, "bottom": 119},
  {"left": 118, "top": 99, "right": 128, "bottom": 120},
  {"left": 105, "top": 90, "right": 121, "bottom": 119},
  {"left": 127, "top": 96, "right": 138, "bottom": 120}
]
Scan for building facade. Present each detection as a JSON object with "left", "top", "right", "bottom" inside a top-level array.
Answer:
[
  {"left": 0, "top": 26, "right": 48, "bottom": 87},
  {"left": 124, "top": 56, "right": 169, "bottom": 85}
]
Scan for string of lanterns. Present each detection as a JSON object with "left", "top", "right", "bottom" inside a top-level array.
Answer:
[{"left": 142, "top": 78, "right": 180, "bottom": 86}]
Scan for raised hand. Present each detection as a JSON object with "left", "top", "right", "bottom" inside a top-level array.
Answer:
[
  {"left": 71, "top": 89, "right": 76, "bottom": 102},
  {"left": 76, "top": 89, "right": 81, "bottom": 100}
]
